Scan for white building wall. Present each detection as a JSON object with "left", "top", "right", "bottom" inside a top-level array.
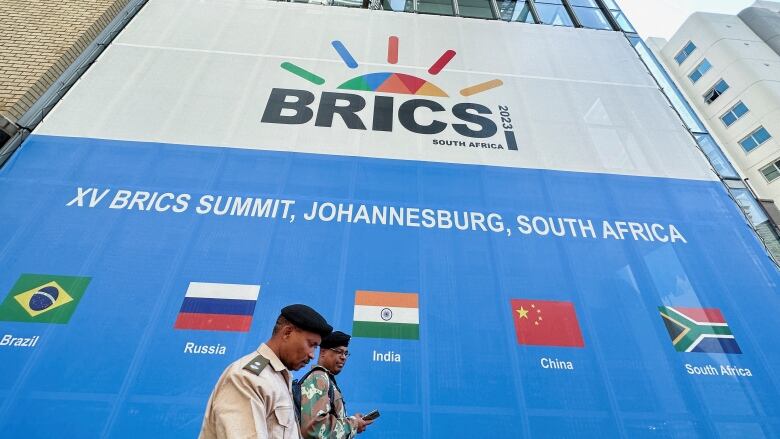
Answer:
[{"left": 653, "top": 10, "right": 780, "bottom": 204}]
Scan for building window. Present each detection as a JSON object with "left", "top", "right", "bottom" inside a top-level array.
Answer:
[
  {"left": 703, "top": 79, "right": 729, "bottom": 104},
  {"left": 569, "top": 0, "right": 611, "bottom": 30},
  {"left": 599, "top": 0, "right": 634, "bottom": 32},
  {"left": 331, "top": 0, "right": 363, "bottom": 7},
  {"left": 760, "top": 159, "right": 780, "bottom": 182},
  {"left": 674, "top": 41, "right": 696, "bottom": 65},
  {"left": 739, "top": 126, "right": 772, "bottom": 152},
  {"left": 416, "top": 0, "right": 455, "bottom": 15},
  {"left": 497, "top": 0, "right": 535, "bottom": 22},
  {"left": 458, "top": 0, "right": 496, "bottom": 18},
  {"left": 721, "top": 101, "right": 749, "bottom": 127},
  {"left": 695, "top": 133, "right": 740, "bottom": 178},
  {"left": 535, "top": 0, "right": 574, "bottom": 27},
  {"left": 688, "top": 58, "right": 711, "bottom": 83},
  {"left": 382, "top": 0, "right": 414, "bottom": 11}
]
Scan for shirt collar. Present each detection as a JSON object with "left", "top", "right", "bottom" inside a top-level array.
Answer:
[{"left": 258, "top": 343, "right": 287, "bottom": 373}]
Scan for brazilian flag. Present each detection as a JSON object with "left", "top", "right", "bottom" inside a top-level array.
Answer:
[{"left": 0, "top": 274, "right": 91, "bottom": 324}]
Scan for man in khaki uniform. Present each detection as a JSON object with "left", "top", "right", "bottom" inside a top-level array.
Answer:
[{"left": 199, "top": 304, "right": 333, "bottom": 439}]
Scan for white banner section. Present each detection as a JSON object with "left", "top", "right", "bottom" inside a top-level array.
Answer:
[{"left": 37, "top": 0, "right": 715, "bottom": 181}]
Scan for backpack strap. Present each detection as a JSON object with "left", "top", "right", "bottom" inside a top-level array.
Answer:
[
  {"left": 293, "top": 368, "right": 318, "bottom": 424},
  {"left": 308, "top": 366, "right": 338, "bottom": 416},
  {"left": 327, "top": 373, "right": 343, "bottom": 415}
]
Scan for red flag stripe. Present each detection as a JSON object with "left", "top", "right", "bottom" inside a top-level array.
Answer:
[
  {"left": 174, "top": 312, "right": 252, "bottom": 332},
  {"left": 673, "top": 307, "right": 726, "bottom": 324}
]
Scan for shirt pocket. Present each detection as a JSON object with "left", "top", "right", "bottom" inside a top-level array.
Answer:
[{"left": 272, "top": 405, "right": 297, "bottom": 439}]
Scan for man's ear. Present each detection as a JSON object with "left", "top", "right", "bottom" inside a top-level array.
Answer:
[{"left": 281, "top": 324, "right": 294, "bottom": 339}]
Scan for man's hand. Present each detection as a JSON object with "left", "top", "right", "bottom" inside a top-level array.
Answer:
[{"left": 353, "top": 414, "right": 375, "bottom": 433}]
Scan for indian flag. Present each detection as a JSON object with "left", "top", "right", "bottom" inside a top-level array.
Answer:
[{"left": 352, "top": 291, "right": 419, "bottom": 340}]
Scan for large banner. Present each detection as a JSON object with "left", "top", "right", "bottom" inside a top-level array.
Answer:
[{"left": 1, "top": 1, "right": 779, "bottom": 437}]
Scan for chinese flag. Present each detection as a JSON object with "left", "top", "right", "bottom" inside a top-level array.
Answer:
[{"left": 510, "top": 299, "right": 584, "bottom": 347}]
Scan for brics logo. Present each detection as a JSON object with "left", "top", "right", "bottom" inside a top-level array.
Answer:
[
  {"left": 278, "top": 37, "right": 502, "bottom": 97},
  {"left": 263, "top": 36, "right": 518, "bottom": 150},
  {"left": 0, "top": 274, "right": 90, "bottom": 324}
]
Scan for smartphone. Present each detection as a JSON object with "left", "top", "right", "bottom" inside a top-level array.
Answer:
[{"left": 363, "top": 409, "right": 380, "bottom": 421}]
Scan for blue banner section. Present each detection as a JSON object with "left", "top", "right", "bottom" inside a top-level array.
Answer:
[{"left": 0, "top": 135, "right": 779, "bottom": 438}]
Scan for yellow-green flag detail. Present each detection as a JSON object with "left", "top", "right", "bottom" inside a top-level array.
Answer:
[{"left": 0, "top": 274, "right": 91, "bottom": 324}]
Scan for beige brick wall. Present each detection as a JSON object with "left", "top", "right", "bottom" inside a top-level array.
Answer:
[{"left": 0, "top": 0, "right": 131, "bottom": 126}]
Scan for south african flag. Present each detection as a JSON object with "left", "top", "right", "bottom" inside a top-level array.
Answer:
[{"left": 658, "top": 306, "right": 741, "bottom": 354}]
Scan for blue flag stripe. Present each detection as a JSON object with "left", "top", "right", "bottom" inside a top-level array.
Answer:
[
  {"left": 179, "top": 297, "right": 256, "bottom": 316},
  {"left": 691, "top": 336, "right": 742, "bottom": 354}
]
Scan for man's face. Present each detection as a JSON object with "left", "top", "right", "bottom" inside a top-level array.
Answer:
[
  {"left": 319, "top": 346, "right": 349, "bottom": 375},
  {"left": 280, "top": 326, "right": 321, "bottom": 371}
]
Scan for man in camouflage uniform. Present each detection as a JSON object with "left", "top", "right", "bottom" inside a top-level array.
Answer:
[{"left": 299, "top": 331, "right": 373, "bottom": 438}]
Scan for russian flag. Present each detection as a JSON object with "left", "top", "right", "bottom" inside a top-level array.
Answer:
[{"left": 174, "top": 282, "right": 260, "bottom": 332}]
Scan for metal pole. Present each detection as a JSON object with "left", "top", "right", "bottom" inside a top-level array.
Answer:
[
  {"left": 526, "top": 0, "right": 542, "bottom": 24},
  {"left": 560, "top": 0, "right": 582, "bottom": 28},
  {"left": 594, "top": 0, "right": 621, "bottom": 31}
]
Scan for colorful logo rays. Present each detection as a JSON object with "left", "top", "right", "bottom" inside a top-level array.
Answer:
[{"left": 280, "top": 36, "right": 503, "bottom": 97}]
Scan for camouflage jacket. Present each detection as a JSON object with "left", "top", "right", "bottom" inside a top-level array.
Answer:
[{"left": 299, "top": 366, "right": 359, "bottom": 439}]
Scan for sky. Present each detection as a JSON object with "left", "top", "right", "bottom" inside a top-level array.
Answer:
[{"left": 615, "top": 0, "right": 757, "bottom": 40}]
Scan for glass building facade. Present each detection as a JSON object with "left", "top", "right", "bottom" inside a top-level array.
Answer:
[{"left": 325, "top": 0, "right": 635, "bottom": 30}]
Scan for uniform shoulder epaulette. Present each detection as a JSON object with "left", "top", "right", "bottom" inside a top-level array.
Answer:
[{"left": 243, "top": 355, "right": 270, "bottom": 375}]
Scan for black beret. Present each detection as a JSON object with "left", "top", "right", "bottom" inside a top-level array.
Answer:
[
  {"left": 281, "top": 304, "right": 332, "bottom": 337},
  {"left": 320, "top": 331, "right": 350, "bottom": 349}
]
